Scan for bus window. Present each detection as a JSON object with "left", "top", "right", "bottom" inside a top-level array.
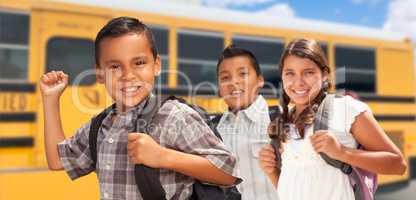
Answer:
[
  {"left": 0, "top": 12, "right": 29, "bottom": 80},
  {"left": 177, "top": 30, "right": 223, "bottom": 90},
  {"left": 232, "top": 35, "right": 283, "bottom": 91},
  {"left": 46, "top": 37, "right": 95, "bottom": 86},
  {"left": 335, "top": 46, "right": 376, "bottom": 93},
  {"left": 150, "top": 26, "right": 169, "bottom": 87}
]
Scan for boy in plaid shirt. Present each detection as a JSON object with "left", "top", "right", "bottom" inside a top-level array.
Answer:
[{"left": 40, "top": 17, "right": 239, "bottom": 200}]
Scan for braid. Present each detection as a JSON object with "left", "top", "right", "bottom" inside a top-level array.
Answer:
[{"left": 292, "top": 89, "right": 326, "bottom": 138}]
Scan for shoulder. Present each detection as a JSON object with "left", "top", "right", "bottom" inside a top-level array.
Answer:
[
  {"left": 331, "top": 95, "right": 371, "bottom": 134},
  {"left": 157, "top": 99, "right": 205, "bottom": 123},
  {"left": 333, "top": 95, "right": 371, "bottom": 114},
  {"left": 72, "top": 118, "right": 95, "bottom": 138},
  {"left": 159, "top": 99, "right": 198, "bottom": 114}
]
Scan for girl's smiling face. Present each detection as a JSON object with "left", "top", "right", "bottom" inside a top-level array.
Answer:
[{"left": 281, "top": 55, "right": 328, "bottom": 110}]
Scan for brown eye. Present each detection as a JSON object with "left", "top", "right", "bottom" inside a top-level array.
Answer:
[
  {"left": 304, "top": 70, "right": 315, "bottom": 76},
  {"left": 135, "top": 61, "right": 146, "bottom": 66},
  {"left": 284, "top": 71, "right": 294, "bottom": 76},
  {"left": 109, "top": 64, "right": 120, "bottom": 70},
  {"left": 220, "top": 76, "right": 230, "bottom": 81}
]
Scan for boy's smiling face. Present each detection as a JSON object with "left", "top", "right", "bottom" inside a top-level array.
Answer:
[
  {"left": 218, "top": 56, "right": 264, "bottom": 112},
  {"left": 96, "top": 33, "right": 161, "bottom": 112}
]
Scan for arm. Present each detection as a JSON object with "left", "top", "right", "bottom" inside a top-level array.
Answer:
[
  {"left": 340, "top": 111, "right": 406, "bottom": 174},
  {"left": 258, "top": 144, "right": 280, "bottom": 188},
  {"left": 127, "top": 133, "right": 236, "bottom": 186},
  {"left": 311, "top": 111, "right": 406, "bottom": 175},
  {"left": 40, "top": 71, "right": 69, "bottom": 170}
]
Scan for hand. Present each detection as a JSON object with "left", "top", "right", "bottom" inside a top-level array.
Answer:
[
  {"left": 310, "top": 130, "right": 344, "bottom": 160},
  {"left": 258, "top": 144, "right": 279, "bottom": 175},
  {"left": 127, "top": 133, "right": 166, "bottom": 168},
  {"left": 40, "top": 71, "right": 69, "bottom": 97}
]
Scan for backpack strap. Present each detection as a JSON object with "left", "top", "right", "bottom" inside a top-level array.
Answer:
[
  {"left": 89, "top": 104, "right": 115, "bottom": 168},
  {"left": 209, "top": 114, "right": 223, "bottom": 141},
  {"left": 268, "top": 105, "right": 281, "bottom": 122},
  {"left": 267, "top": 105, "right": 282, "bottom": 168},
  {"left": 314, "top": 94, "right": 353, "bottom": 174},
  {"left": 88, "top": 96, "right": 167, "bottom": 200},
  {"left": 132, "top": 95, "right": 167, "bottom": 200}
]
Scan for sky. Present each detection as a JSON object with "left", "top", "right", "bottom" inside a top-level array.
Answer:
[{"left": 200, "top": 0, "right": 416, "bottom": 44}]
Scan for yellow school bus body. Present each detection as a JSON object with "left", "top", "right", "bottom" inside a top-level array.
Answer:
[{"left": 0, "top": 0, "right": 414, "bottom": 199}]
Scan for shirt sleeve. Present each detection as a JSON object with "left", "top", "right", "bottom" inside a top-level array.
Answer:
[
  {"left": 57, "top": 120, "right": 95, "bottom": 180},
  {"left": 159, "top": 100, "right": 240, "bottom": 183},
  {"left": 345, "top": 95, "right": 372, "bottom": 133}
]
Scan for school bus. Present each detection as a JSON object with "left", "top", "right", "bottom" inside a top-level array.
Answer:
[{"left": 0, "top": 0, "right": 415, "bottom": 199}]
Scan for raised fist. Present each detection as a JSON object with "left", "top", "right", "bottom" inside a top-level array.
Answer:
[{"left": 40, "top": 71, "right": 69, "bottom": 97}]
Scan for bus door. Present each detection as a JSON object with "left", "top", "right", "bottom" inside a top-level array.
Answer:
[{"left": 33, "top": 8, "right": 110, "bottom": 166}]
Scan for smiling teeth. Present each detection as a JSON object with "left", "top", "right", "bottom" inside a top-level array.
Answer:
[
  {"left": 294, "top": 90, "right": 307, "bottom": 94},
  {"left": 122, "top": 86, "right": 139, "bottom": 92},
  {"left": 231, "top": 90, "right": 243, "bottom": 95}
]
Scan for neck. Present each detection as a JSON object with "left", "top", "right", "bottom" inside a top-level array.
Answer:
[
  {"left": 293, "top": 104, "right": 308, "bottom": 120},
  {"left": 229, "top": 95, "right": 260, "bottom": 115},
  {"left": 115, "top": 104, "right": 130, "bottom": 114}
]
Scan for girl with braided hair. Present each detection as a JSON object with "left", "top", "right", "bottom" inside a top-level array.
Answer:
[{"left": 258, "top": 38, "right": 406, "bottom": 200}]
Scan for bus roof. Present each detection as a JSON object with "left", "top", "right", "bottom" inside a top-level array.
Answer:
[{"left": 56, "top": 0, "right": 406, "bottom": 42}]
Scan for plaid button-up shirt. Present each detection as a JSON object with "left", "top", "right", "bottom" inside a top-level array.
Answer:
[{"left": 58, "top": 96, "right": 238, "bottom": 200}]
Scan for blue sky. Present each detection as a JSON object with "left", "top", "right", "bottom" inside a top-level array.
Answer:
[
  {"left": 202, "top": 0, "right": 389, "bottom": 28},
  {"left": 199, "top": 0, "right": 416, "bottom": 45},
  {"left": 284, "top": 0, "right": 388, "bottom": 28}
]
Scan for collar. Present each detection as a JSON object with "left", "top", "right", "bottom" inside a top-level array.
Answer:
[
  {"left": 220, "top": 95, "right": 269, "bottom": 125},
  {"left": 102, "top": 93, "right": 152, "bottom": 128}
]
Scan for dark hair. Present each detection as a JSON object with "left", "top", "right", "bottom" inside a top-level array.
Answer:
[
  {"left": 94, "top": 16, "right": 158, "bottom": 65},
  {"left": 216, "top": 45, "right": 262, "bottom": 76},
  {"left": 269, "top": 38, "right": 331, "bottom": 142}
]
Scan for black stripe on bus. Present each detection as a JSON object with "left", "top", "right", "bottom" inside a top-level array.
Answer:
[
  {"left": 0, "top": 137, "right": 34, "bottom": 148},
  {"left": 0, "top": 83, "right": 36, "bottom": 92},
  {"left": 157, "top": 87, "right": 415, "bottom": 103},
  {"left": 0, "top": 113, "right": 36, "bottom": 122},
  {"left": 155, "top": 87, "right": 280, "bottom": 97},
  {"left": 377, "top": 179, "right": 409, "bottom": 193},
  {"left": 375, "top": 115, "right": 415, "bottom": 121},
  {"left": 360, "top": 95, "right": 415, "bottom": 103}
]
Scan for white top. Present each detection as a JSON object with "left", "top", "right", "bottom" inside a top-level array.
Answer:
[
  {"left": 217, "top": 95, "right": 279, "bottom": 200},
  {"left": 278, "top": 95, "right": 371, "bottom": 200}
]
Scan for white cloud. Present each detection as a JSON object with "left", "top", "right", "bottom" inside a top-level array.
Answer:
[
  {"left": 254, "top": 3, "right": 295, "bottom": 18},
  {"left": 202, "top": 0, "right": 275, "bottom": 9},
  {"left": 201, "top": 0, "right": 295, "bottom": 18},
  {"left": 383, "top": 0, "right": 416, "bottom": 44}
]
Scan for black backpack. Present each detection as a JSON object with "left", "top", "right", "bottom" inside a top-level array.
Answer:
[{"left": 89, "top": 95, "right": 241, "bottom": 200}]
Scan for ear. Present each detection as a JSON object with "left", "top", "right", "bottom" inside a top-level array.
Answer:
[
  {"left": 154, "top": 55, "right": 162, "bottom": 77},
  {"left": 322, "top": 70, "right": 329, "bottom": 82},
  {"left": 218, "top": 84, "right": 224, "bottom": 97},
  {"left": 95, "top": 64, "right": 105, "bottom": 84},
  {"left": 257, "top": 75, "right": 265, "bottom": 89}
]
